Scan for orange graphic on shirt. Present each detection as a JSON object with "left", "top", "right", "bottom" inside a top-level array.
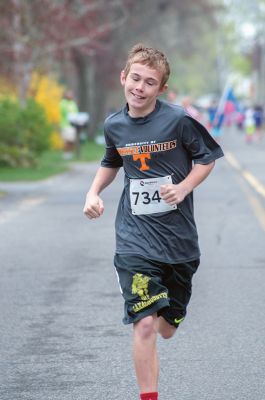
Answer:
[{"left": 133, "top": 153, "right": 151, "bottom": 171}]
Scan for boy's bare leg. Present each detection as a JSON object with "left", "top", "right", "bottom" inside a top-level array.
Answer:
[
  {"left": 156, "top": 316, "right": 177, "bottom": 339},
  {"left": 133, "top": 315, "right": 159, "bottom": 392},
  {"left": 132, "top": 314, "right": 177, "bottom": 393}
]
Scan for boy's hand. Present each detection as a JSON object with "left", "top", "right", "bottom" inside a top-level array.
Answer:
[
  {"left": 83, "top": 193, "right": 104, "bottom": 219},
  {"left": 160, "top": 183, "right": 189, "bottom": 206}
]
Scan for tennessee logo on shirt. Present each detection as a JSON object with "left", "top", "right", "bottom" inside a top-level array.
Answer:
[
  {"left": 133, "top": 153, "right": 151, "bottom": 170},
  {"left": 117, "top": 140, "right": 177, "bottom": 171}
]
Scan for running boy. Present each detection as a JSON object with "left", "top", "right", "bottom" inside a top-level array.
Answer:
[{"left": 83, "top": 43, "right": 224, "bottom": 400}]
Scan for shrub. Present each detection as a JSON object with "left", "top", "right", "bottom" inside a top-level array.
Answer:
[
  {"left": 29, "top": 73, "right": 64, "bottom": 150},
  {"left": 0, "top": 144, "right": 36, "bottom": 168},
  {"left": 18, "top": 98, "right": 52, "bottom": 154},
  {"left": 0, "top": 98, "right": 21, "bottom": 145},
  {"left": 30, "top": 72, "right": 64, "bottom": 125},
  {"left": 0, "top": 98, "right": 52, "bottom": 167},
  {"left": 50, "top": 131, "right": 64, "bottom": 150}
]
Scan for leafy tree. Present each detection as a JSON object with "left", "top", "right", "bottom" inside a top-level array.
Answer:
[{"left": 0, "top": 0, "right": 224, "bottom": 137}]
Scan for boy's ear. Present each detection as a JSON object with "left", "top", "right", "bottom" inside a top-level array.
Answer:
[
  {"left": 159, "top": 83, "right": 168, "bottom": 96},
  {"left": 120, "top": 70, "right": 126, "bottom": 86}
]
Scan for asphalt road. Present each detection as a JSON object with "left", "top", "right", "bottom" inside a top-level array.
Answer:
[{"left": 0, "top": 127, "right": 265, "bottom": 400}]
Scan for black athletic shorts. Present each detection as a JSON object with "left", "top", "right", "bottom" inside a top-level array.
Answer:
[{"left": 114, "top": 254, "right": 200, "bottom": 327}]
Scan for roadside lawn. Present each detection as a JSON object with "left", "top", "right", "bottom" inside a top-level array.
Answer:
[{"left": 0, "top": 140, "right": 105, "bottom": 182}]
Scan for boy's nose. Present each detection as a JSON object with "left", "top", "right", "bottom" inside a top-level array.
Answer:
[{"left": 135, "top": 81, "right": 144, "bottom": 91}]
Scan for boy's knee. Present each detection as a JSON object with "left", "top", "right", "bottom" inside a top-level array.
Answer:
[
  {"left": 160, "top": 325, "right": 177, "bottom": 339},
  {"left": 158, "top": 318, "right": 178, "bottom": 339},
  {"left": 134, "top": 316, "right": 156, "bottom": 339}
]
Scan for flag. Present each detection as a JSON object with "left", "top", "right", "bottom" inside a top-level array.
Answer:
[{"left": 212, "top": 83, "right": 239, "bottom": 129}]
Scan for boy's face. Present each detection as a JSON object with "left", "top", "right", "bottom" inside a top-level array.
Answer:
[{"left": 120, "top": 63, "right": 168, "bottom": 118}]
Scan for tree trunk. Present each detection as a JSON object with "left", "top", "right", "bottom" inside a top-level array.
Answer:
[{"left": 72, "top": 49, "right": 105, "bottom": 139}]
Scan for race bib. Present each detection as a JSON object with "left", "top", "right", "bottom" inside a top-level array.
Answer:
[{"left": 130, "top": 175, "right": 177, "bottom": 215}]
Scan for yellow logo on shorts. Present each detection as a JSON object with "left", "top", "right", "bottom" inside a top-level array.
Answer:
[
  {"left": 174, "top": 317, "right": 185, "bottom": 325},
  {"left": 132, "top": 273, "right": 150, "bottom": 300}
]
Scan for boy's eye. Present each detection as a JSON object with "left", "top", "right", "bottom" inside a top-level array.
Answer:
[
  {"left": 130, "top": 74, "right": 140, "bottom": 81},
  {"left": 147, "top": 81, "right": 154, "bottom": 86}
]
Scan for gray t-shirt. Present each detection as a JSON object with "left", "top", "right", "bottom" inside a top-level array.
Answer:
[{"left": 101, "top": 99, "right": 224, "bottom": 263}]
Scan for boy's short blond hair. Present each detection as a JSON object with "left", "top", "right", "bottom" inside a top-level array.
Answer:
[{"left": 123, "top": 43, "right": 170, "bottom": 88}]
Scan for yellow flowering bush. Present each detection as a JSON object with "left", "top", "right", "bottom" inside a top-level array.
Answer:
[{"left": 29, "top": 73, "right": 64, "bottom": 150}]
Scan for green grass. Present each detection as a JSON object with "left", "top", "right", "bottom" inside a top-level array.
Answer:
[
  {"left": 0, "top": 140, "right": 105, "bottom": 182},
  {"left": 78, "top": 140, "right": 105, "bottom": 162},
  {"left": 0, "top": 150, "right": 69, "bottom": 182}
]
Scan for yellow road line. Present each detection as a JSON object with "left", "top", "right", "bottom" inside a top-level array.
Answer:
[
  {"left": 226, "top": 151, "right": 265, "bottom": 232},
  {"left": 0, "top": 196, "right": 46, "bottom": 224},
  {"left": 225, "top": 151, "right": 241, "bottom": 171},
  {"left": 226, "top": 151, "right": 265, "bottom": 198},
  {"left": 242, "top": 171, "right": 265, "bottom": 198},
  {"left": 238, "top": 177, "right": 265, "bottom": 231}
]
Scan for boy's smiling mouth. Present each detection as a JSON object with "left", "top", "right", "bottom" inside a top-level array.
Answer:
[{"left": 132, "top": 92, "right": 145, "bottom": 99}]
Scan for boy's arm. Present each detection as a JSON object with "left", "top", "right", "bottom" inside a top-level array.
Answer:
[
  {"left": 160, "top": 161, "right": 215, "bottom": 205},
  {"left": 83, "top": 166, "right": 120, "bottom": 219}
]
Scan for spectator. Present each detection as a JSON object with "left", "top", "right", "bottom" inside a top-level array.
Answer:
[
  {"left": 253, "top": 104, "right": 264, "bottom": 141},
  {"left": 244, "top": 107, "right": 255, "bottom": 144},
  {"left": 181, "top": 96, "right": 201, "bottom": 121},
  {"left": 60, "top": 90, "right": 78, "bottom": 159}
]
